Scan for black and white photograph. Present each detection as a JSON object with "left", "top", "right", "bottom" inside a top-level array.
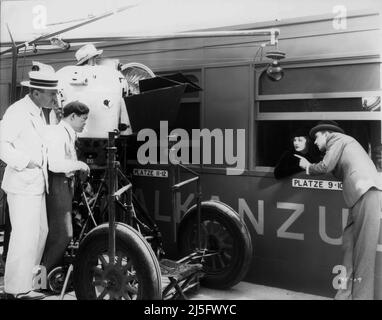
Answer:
[{"left": 0, "top": 0, "right": 381, "bottom": 308}]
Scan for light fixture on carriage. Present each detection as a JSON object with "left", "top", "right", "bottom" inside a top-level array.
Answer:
[
  {"left": 265, "top": 50, "right": 286, "bottom": 81},
  {"left": 50, "top": 37, "right": 70, "bottom": 50}
]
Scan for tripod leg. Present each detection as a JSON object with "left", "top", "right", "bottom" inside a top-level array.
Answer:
[{"left": 59, "top": 264, "right": 73, "bottom": 300}]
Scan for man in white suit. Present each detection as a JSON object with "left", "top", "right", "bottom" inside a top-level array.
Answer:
[{"left": 0, "top": 70, "right": 59, "bottom": 299}]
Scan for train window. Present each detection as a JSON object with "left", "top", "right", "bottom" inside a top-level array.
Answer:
[
  {"left": 256, "top": 120, "right": 382, "bottom": 170},
  {"left": 255, "top": 63, "right": 382, "bottom": 172},
  {"left": 259, "top": 63, "right": 380, "bottom": 95}
]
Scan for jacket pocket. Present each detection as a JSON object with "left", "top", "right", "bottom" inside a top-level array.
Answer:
[{"left": 18, "top": 167, "right": 42, "bottom": 185}]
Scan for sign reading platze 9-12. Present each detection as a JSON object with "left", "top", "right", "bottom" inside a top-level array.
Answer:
[{"left": 292, "top": 178, "right": 343, "bottom": 190}]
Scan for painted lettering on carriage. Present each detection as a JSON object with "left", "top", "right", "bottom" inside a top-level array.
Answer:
[
  {"left": 319, "top": 206, "right": 348, "bottom": 245},
  {"left": 292, "top": 178, "right": 343, "bottom": 191},
  {"left": 276, "top": 202, "right": 304, "bottom": 240},
  {"left": 239, "top": 198, "right": 264, "bottom": 235},
  {"left": 135, "top": 188, "right": 346, "bottom": 245}
]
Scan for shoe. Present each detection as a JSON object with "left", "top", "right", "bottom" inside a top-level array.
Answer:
[
  {"left": 15, "top": 290, "right": 46, "bottom": 300},
  {"left": 0, "top": 292, "right": 16, "bottom": 300},
  {"left": 35, "top": 288, "right": 54, "bottom": 296}
]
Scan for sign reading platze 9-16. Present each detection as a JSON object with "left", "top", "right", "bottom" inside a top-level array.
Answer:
[
  {"left": 133, "top": 168, "right": 168, "bottom": 178},
  {"left": 292, "top": 178, "right": 343, "bottom": 190}
]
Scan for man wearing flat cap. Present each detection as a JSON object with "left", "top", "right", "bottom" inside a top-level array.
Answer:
[
  {"left": 42, "top": 101, "right": 90, "bottom": 275},
  {"left": 296, "top": 120, "right": 382, "bottom": 300},
  {"left": 0, "top": 70, "right": 59, "bottom": 299}
]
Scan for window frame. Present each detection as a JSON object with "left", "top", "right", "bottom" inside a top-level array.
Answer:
[{"left": 253, "top": 59, "right": 382, "bottom": 173}]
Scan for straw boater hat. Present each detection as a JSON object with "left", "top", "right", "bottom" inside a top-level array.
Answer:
[
  {"left": 309, "top": 120, "right": 344, "bottom": 138},
  {"left": 75, "top": 43, "right": 103, "bottom": 66},
  {"left": 20, "top": 70, "right": 59, "bottom": 90}
]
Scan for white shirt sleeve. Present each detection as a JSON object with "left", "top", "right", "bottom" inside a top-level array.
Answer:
[{"left": 46, "top": 126, "right": 82, "bottom": 174}]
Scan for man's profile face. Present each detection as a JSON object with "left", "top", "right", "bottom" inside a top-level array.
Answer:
[
  {"left": 35, "top": 89, "right": 58, "bottom": 108},
  {"left": 314, "top": 131, "right": 327, "bottom": 151},
  {"left": 70, "top": 113, "right": 88, "bottom": 133}
]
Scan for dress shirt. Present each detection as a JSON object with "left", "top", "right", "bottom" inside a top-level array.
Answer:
[{"left": 45, "top": 120, "right": 81, "bottom": 177}]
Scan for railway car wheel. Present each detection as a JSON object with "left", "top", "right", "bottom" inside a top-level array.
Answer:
[
  {"left": 73, "top": 223, "right": 162, "bottom": 300},
  {"left": 178, "top": 200, "right": 252, "bottom": 289}
]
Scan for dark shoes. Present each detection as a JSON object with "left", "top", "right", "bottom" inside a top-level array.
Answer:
[{"left": 0, "top": 290, "right": 47, "bottom": 300}]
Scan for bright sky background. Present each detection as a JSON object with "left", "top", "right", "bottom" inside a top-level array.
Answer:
[{"left": 0, "top": 0, "right": 381, "bottom": 43}]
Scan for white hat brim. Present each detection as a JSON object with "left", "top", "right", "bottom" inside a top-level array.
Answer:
[
  {"left": 20, "top": 80, "right": 59, "bottom": 90},
  {"left": 76, "top": 49, "right": 103, "bottom": 66}
]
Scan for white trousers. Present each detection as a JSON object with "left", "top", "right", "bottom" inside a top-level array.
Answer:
[{"left": 4, "top": 193, "right": 48, "bottom": 294}]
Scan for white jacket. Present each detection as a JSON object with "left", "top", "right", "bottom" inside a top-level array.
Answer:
[{"left": 0, "top": 95, "right": 48, "bottom": 195}]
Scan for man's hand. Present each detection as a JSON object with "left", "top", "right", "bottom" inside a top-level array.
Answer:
[
  {"left": 294, "top": 154, "right": 311, "bottom": 169},
  {"left": 26, "top": 159, "right": 42, "bottom": 169}
]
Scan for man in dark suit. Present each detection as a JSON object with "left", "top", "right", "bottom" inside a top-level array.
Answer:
[{"left": 296, "top": 120, "right": 382, "bottom": 299}]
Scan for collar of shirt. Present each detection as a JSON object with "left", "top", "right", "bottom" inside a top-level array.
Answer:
[
  {"left": 59, "top": 120, "right": 77, "bottom": 143},
  {"left": 25, "top": 94, "right": 43, "bottom": 116}
]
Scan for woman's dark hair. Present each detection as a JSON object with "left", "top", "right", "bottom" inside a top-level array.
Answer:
[
  {"left": 63, "top": 100, "right": 89, "bottom": 118},
  {"left": 289, "top": 127, "right": 311, "bottom": 147}
]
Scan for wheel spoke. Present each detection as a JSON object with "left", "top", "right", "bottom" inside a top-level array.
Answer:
[
  {"left": 220, "top": 232, "right": 231, "bottom": 243},
  {"left": 124, "top": 271, "right": 136, "bottom": 282},
  {"left": 216, "top": 227, "right": 228, "bottom": 238},
  {"left": 208, "top": 221, "right": 219, "bottom": 234},
  {"left": 97, "top": 288, "right": 108, "bottom": 300},
  {"left": 92, "top": 266, "right": 103, "bottom": 276},
  {"left": 92, "top": 278, "right": 104, "bottom": 287},
  {"left": 125, "top": 283, "right": 138, "bottom": 295},
  {"left": 217, "top": 253, "right": 226, "bottom": 268},
  {"left": 122, "top": 261, "right": 132, "bottom": 274},
  {"left": 98, "top": 254, "right": 108, "bottom": 268},
  {"left": 210, "top": 255, "right": 217, "bottom": 270},
  {"left": 222, "top": 251, "right": 232, "bottom": 261},
  {"left": 116, "top": 254, "right": 123, "bottom": 267},
  {"left": 123, "top": 292, "right": 132, "bottom": 300}
]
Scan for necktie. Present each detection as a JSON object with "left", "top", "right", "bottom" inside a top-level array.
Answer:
[
  {"left": 41, "top": 108, "right": 50, "bottom": 125},
  {"left": 39, "top": 108, "right": 46, "bottom": 125}
]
